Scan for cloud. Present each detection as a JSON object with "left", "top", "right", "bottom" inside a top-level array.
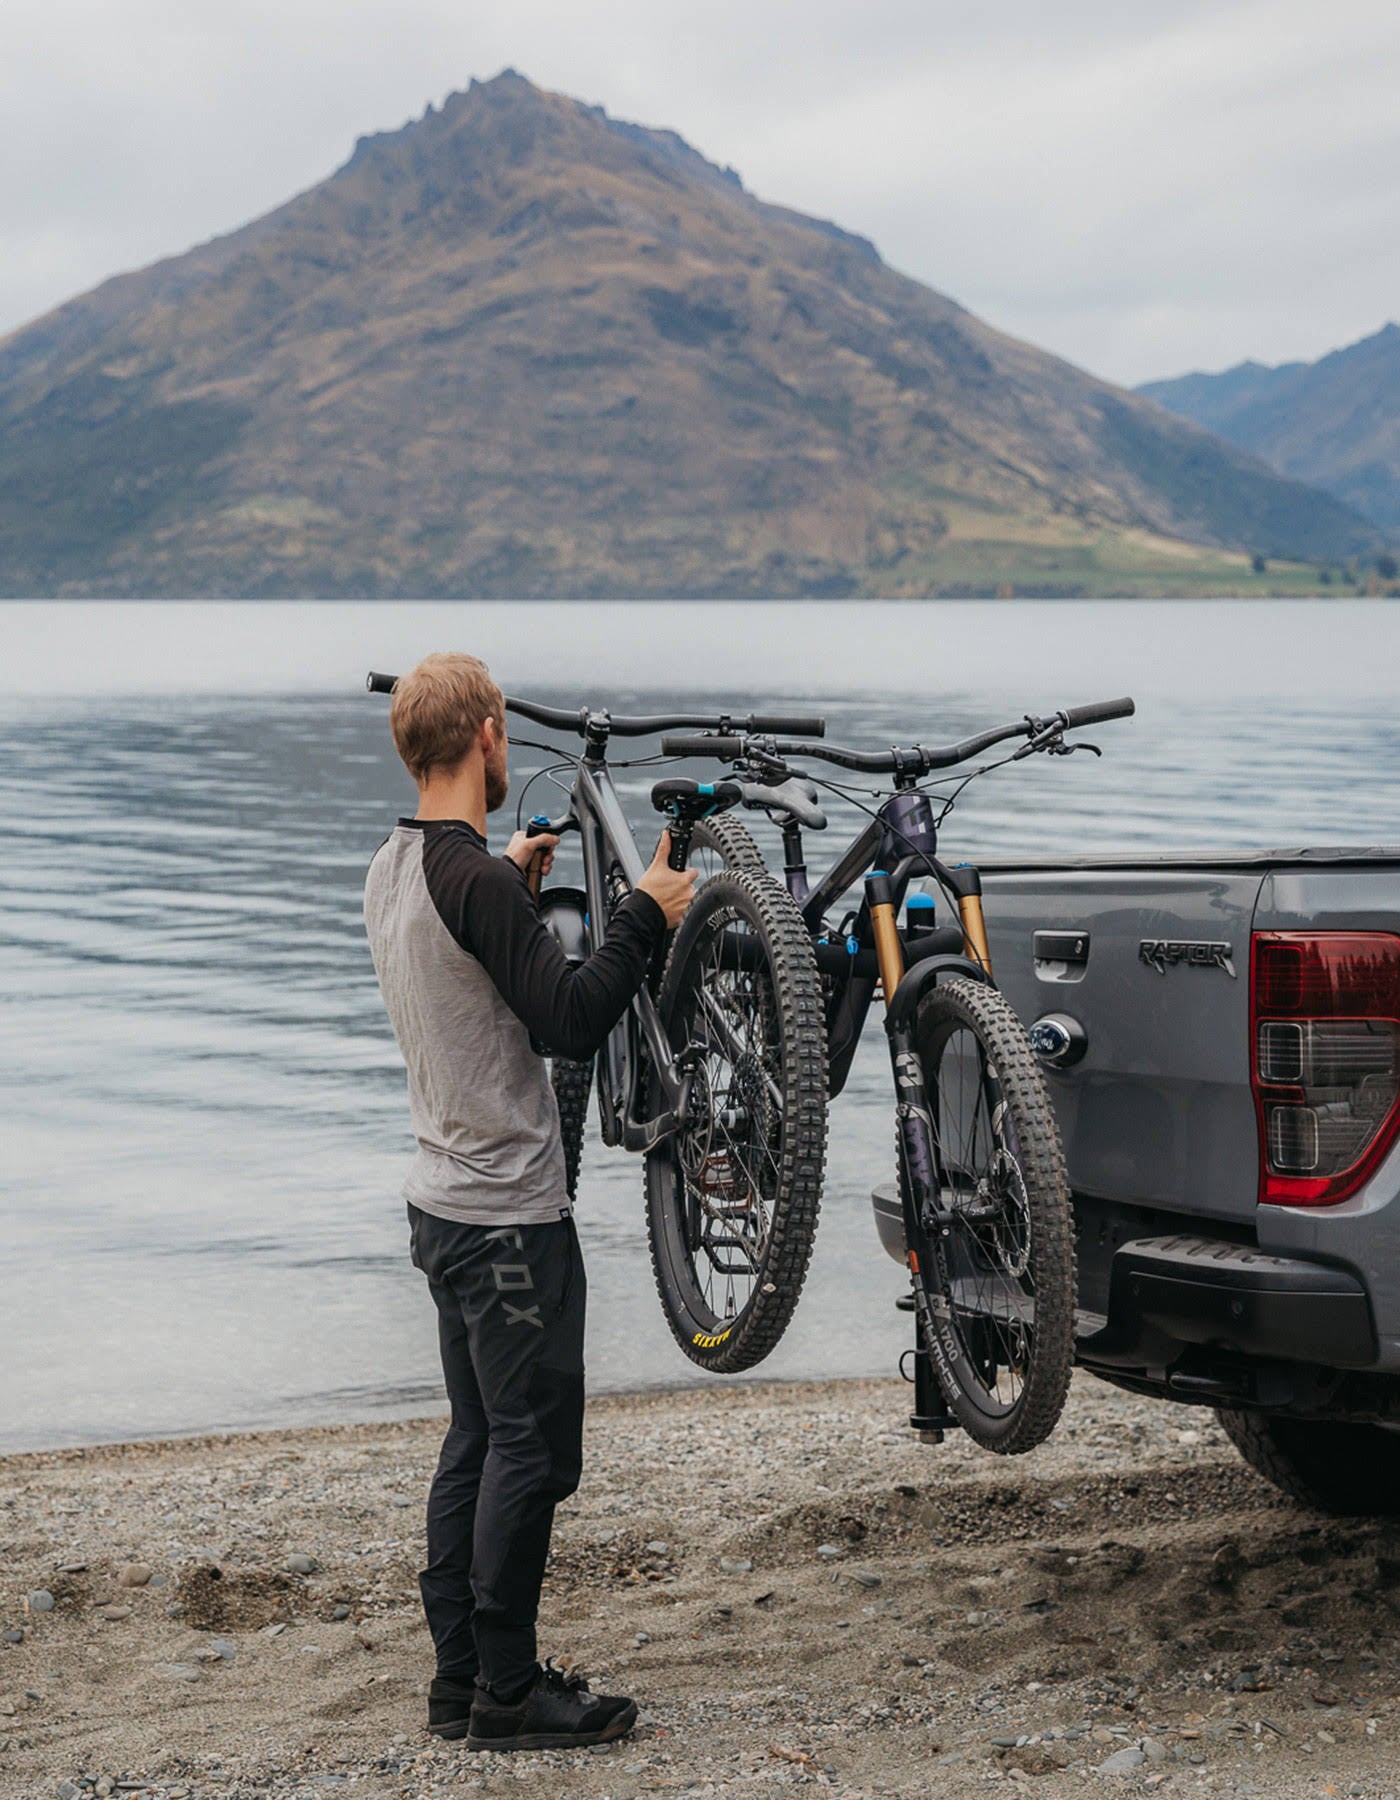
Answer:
[{"left": 1, "top": 0, "right": 1397, "bottom": 384}]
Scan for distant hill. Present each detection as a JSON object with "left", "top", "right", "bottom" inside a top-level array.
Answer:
[
  {"left": 0, "top": 71, "right": 1378, "bottom": 598},
  {"left": 1141, "top": 324, "right": 1400, "bottom": 535}
]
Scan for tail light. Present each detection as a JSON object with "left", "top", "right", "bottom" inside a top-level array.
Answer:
[{"left": 1251, "top": 931, "right": 1400, "bottom": 1205}]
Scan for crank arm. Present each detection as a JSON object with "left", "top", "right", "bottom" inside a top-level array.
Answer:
[{"left": 621, "top": 1110, "right": 684, "bottom": 1153}]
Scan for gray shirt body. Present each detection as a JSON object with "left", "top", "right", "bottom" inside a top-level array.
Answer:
[{"left": 364, "top": 818, "right": 663, "bottom": 1226}]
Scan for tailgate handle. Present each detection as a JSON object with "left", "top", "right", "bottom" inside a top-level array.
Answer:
[{"left": 1034, "top": 930, "right": 1090, "bottom": 966}]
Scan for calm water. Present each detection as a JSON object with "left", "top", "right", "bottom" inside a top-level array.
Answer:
[{"left": 3, "top": 600, "right": 1399, "bottom": 1451}]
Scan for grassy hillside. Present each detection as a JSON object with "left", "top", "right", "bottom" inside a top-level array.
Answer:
[{"left": 0, "top": 71, "right": 1379, "bottom": 598}]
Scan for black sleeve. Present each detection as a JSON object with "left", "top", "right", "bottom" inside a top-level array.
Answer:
[{"left": 422, "top": 833, "right": 667, "bottom": 1060}]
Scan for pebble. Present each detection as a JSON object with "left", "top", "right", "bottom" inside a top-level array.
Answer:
[
  {"left": 25, "top": 1590, "right": 55, "bottom": 1614},
  {"left": 635, "top": 1631, "right": 651, "bottom": 1645},
  {"left": 286, "top": 1553, "right": 318, "bottom": 1574},
  {"left": 718, "top": 1556, "right": 751, "bottom": 1573},
  {"left": 1099, "top": 1746, "right": 1147, "bottom": 1774},
  {"left": 100, "top": 1605, "right": 132, "bottom": 1622},
  {"left": 646, "top": 1540, "right": 671, "bottom": 1555},
  {"left": 58, "top": 1783, "right": 80, "bottom": 1800},
  {"left": 816, "top": 1544, "right": 843, "bottom": 1559},
  {"left": 118, "top": 1564, "right": 153, "bottom": 1588},
  {"left": 210, "top": 1637, "right": 236, "bottom": 1661},
  {"left": 332, "top": 1604, "right": 351, "bottom": 1621},
  {"left": 1141, "top": 1737, "right": 1168, "bottom": 1762},
  {"left": 2, "top": 1628, "right": 23, "bottom": 1645},
  {"left": 849, "top": 1571, "right": 882, "bottom": 1589},
  {"left": 390, "top": 1495, "right": 412, "bottom": 1508},
  {"left": 161, "top": 1663, "right": 202, "bottom": 1683}
]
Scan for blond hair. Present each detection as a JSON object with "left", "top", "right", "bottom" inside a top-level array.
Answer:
[{"left": 389, "top": 653, "right": 505, "bottom": 784}]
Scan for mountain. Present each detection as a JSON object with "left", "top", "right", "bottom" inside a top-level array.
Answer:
[
  {"left": 1141, "top": 325, "right": 1400, "bottom": 535},
  {"left": 0, "top": 71, "right": 1378, "bottom": 598}
]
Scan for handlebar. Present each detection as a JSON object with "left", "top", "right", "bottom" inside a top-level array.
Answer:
[
  {"left": 1060, "top": 696, "right": 1135, "bottom": 730},
  {"left": 366, "top": 674, "right": 823, "bottom": 740},
  {"left": 662, "top": 695, "right": 1135, "bottom": 776}
]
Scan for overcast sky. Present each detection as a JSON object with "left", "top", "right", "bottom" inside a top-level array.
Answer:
[{"left": 3, "top": 0, "right": 1397, "bottom": 387}]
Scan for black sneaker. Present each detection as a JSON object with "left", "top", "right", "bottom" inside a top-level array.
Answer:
[
  {"left": 427, "top": 1673, "right": 480, "bottom": 1740},
  {"left": 465, "top": 1658, "right": 638, "bottom": 1751}
]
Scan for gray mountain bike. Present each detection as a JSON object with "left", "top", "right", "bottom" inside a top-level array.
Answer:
[{"left": 366, "top": 675, "right": 830, "bottom": 1373}]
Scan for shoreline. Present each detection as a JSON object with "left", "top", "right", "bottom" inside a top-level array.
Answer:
[
  {"left": 3, "top": 1373, "right": 1398, "bottom": 1799},
  {"left": 0, "top": 1370, "right": 870, "bottom": 1470}
]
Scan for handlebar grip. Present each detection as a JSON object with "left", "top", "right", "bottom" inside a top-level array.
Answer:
[
  {"left": 366, "top": 671, "right": 399, "bottom": 694},
  {"left": 1060, "top": 696, "right": 1135, "bottom": 730},
  {"left": 747, "top": 715, "right": 826, "bottom": 736},
  {"left": 667, "top": 826, "right": 691, "bottom": 871},
  {"left": 661, "top": 734, "right": 745, "bottom": 758}
]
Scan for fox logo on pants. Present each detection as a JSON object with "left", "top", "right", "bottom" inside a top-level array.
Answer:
[{"left": 485, "top": 1226, "right": 544, "bottom": 1328}]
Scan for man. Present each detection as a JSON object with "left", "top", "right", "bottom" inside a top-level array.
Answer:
[{"left": 363, "top": 652, "right": 696, "bottom": 1752}]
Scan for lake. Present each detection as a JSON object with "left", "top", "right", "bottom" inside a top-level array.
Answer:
[{"left": 3, "top": 598, "right": 1398, "bottom": 1451}]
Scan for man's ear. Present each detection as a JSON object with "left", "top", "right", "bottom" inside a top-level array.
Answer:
[{"left": 480, "top": 715, "right": 498, "bottom": 758}]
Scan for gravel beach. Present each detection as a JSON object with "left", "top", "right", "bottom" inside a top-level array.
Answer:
[{"left": 2, "top": 1374, "right": 1398, "bottom": 1800}]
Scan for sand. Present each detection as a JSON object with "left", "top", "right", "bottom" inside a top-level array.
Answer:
[{"left": 2, "top": 1374, "right": 1398, "bottom": 1800}]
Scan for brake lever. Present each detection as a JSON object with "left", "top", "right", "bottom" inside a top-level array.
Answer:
[
  {"left": 1050, "top": 739, "right": 1101, "bottom": 757},
  {"left": 1011, "top": 721, "right": 1064, "bottom": 761}
]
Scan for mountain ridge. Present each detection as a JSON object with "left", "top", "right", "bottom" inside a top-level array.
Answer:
[
  {"left": 0, "top": 71, "right": 1377, "bottom": 598},
  {"left": 1140, "top": 324, "right": 1400, "bottom": 534}
]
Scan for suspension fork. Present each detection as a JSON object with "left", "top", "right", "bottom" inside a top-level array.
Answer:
[
  {"left": 946, "top": 865, "right": 992, "bottom": 978},
  {"left": 867, "top": 869, "right": 965, "bottom": 1429}
]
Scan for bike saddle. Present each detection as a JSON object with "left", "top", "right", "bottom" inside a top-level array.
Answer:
[
  {"left": 649, "top": 777, "right": 744, "bottom": 820},
  {"left": 737, "top": 777, "right": 826, "bottom": 831}
]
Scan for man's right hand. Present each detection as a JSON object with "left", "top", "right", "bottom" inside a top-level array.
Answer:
[{"left": 636, "top": 831, "right": 698, "bottom": 928}]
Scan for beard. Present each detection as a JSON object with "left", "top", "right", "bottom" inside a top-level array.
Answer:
[{"left": 484, "top": 745, "right": 509, "bottom": 813}]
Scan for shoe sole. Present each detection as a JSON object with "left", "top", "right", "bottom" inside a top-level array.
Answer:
[
  {"left": 427, "top": 1719, "right": 473, "bottom": 1741},
  {"left": 465, "top": 1699, "right": 638, "bottom": 1752}
]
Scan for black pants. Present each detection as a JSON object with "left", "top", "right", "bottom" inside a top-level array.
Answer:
[{"left": 408, "top": 1203, "right": 586, "bottom": 1697}]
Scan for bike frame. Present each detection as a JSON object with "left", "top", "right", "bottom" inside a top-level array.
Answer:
[
  {"left": 773, "top": 788, "right": 994, "bottom": 1099},
  {"left": 533, "top": 743, "right": 690, "bottom": 1155}
]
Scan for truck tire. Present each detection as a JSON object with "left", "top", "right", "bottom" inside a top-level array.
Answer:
[{"left": 1216, "top": 1410, "right": 1400, "bottom": 1516}]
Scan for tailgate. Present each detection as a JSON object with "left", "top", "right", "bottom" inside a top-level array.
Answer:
[{"left": 976, "top": 865, "right": 1264, "bottom": 1224}]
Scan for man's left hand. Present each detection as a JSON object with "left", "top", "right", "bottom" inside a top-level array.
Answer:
[{"left": 504, "top": 830, "right": 559, "bottom": 879}]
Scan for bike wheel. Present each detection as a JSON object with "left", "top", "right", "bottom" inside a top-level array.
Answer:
[
  {"left": 905, "top": 976, "right": 1075, "bottom": 1454},
  {"left": 688, "top": 814, "right": 764, "bottom": 879},
  {"left": 551, "top": 1055, "right": 593, "bottom": 1202},
  {"left": 645, "top": 867, "right": 827, "bottom": 1372}
]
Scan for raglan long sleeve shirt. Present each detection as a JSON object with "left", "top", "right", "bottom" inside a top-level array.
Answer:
[{"left": 364, "top": 817, "right": 665, "bottom": 1224}]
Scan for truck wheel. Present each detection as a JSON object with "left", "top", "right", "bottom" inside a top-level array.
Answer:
[{"left": 1216, "top": 1410, "right": 1400, "bottom": 1516}]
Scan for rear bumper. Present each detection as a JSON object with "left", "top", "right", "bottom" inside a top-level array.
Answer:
[
  {"left": 871, "top": 1187, "right": 1377, "bottom": 1372},
  {"left": 1082, "top": 1234, "right": 1375, "bottom": 1371}
]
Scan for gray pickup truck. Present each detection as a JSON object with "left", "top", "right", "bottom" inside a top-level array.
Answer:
[{"left": 891, "top": 848, "right": 1400, "bottom": 1515}]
